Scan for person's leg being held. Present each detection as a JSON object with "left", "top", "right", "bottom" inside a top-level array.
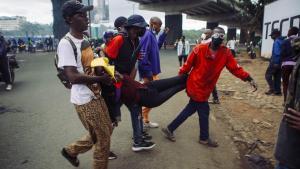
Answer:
[
  {"left": 140, "top": 84, "right": 184, "bottom": 108},
  {"left": 147, "top": 75, "right": 187, "bottom": 93}
]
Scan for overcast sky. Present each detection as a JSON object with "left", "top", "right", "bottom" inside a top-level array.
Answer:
[{"left": 0, "top": 0, "right": 208, "bottom": 30}]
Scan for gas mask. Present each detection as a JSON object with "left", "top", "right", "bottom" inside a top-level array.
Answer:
[{"left": 211, "top": 33, "right": 225, "bottom": 47}]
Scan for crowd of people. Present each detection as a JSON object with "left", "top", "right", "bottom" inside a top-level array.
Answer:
[
  {"left": 33, "top": 0, "right": 299, "bottom": 169},
  {"left": 263, "top": 27, "right": 300, "bottom": 169},
  {"left": 55, "top": 1, "right": 259, "bottom": 169},
  {"left": 6, "top": 36, "right": 57, "bottom": 53}
]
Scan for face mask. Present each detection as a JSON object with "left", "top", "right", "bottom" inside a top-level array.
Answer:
[{"left": 211, "top": 37, "right": 223, "bottom": 47}]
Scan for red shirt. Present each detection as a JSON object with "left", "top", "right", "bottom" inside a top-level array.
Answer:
[
  {"left": 179, "top": 43, "right": 250, "bottom": 102},
  {"left": 104, "top": 35, "right": 124, "bottom": 59}
]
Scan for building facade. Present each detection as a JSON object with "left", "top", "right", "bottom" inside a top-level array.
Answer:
[{"left": 0, "top": 16, "right": 26, "bottom": 31}]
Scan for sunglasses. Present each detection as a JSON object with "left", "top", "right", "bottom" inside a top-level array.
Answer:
[{"left": 212, "top": 33, "right": 225, "bottom": 39}]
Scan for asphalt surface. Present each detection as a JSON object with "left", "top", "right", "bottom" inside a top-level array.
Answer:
[{"left": 0, "top": 50, "right": 241, "bottom": 169}]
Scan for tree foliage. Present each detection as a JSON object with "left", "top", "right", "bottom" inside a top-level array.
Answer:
[
  {"left": 237, "top": 0, "right": 276, "bottom": 33},
  {"left": 2, "top": 22, "right": 52, "bottom": 37}
]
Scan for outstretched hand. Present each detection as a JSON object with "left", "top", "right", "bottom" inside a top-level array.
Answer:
[
  {"left": 249, "top": 79, "right": 258, "bottom": 92},
  {"left": 284, "top": 108, "right": 300, "bottom": 131}
]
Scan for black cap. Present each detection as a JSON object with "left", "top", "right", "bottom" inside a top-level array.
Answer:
[
  {"left": 269, "top": 29, "right": 281, "bottom": 36},
  {"left": 125, "top": 15, "right": 149, "bottom": 28},
  {"left": 62, "top": 0, "right": 93, "bottom": 19},
  {"left": 114, "top": 16, "right": 127, "bottom": 29}
]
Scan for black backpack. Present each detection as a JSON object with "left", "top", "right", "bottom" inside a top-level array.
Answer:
[{"left": 54, "top": 36, "right": 77, "bottom": 89}]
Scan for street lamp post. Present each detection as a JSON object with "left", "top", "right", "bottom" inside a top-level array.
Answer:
[{"left": 87, "top": 0, "right": 92, "bottom": 37}]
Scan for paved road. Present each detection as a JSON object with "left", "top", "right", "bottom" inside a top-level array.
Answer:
[{"left": 0, "top": 50, "right": 241, "bottom": 169}]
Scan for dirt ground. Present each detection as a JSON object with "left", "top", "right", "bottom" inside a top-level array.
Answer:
[{"left": 214, "top": 51, "right": 283, "bottom": 168}]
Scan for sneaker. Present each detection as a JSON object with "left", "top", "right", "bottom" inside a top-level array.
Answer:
[
  {"left": 212, "top": 99, "right": 220, "bottom": 104},
  {"left": 61, "top": 148, "right": 80, "bottom": 167},
  {"left": 161, "top": 127, "right": 176, "bottom": 142},
  {"left": 132, "top": 141, "right": 156, "bottom": 152},
  {"left": 108, "top": 151, "right": 117, "bottom": 160},
  {"left": 142, "top": 132, "right": 152, "bottom": 140},
  {"left": 5, "top": 84, "right": 12, "bottom": 91},
  {"left": 273, "top": 92, "right": 282, "bottom": 96},
  {"left": 265, "top": 90, "right": 273, "bottom": 95},
  {"left": 144, "top": 121, "right": 159, "bottom": 128}
]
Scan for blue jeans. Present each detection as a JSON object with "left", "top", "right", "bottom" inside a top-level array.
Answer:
[
  {"left": 127, "top": 104, "right": 143, "bottom": 143},
  {"left": 167, "top": 99, "right": 210, "bottom": 140},
  {"left": 275, "top": 163, "right": 292, "bottom": 169},
  {"left": 265, "top": 63, "right": 281, "bottom": 93}
]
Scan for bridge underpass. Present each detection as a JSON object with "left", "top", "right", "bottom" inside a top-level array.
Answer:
[{"left": 129, "top": 0, "right": 253, "bottom": 44}]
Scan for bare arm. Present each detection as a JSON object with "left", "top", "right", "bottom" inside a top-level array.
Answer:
[{"left": 63, "top": 66, "right": 112, "bottom": 85}]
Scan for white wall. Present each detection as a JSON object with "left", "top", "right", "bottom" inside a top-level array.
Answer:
[{"left": 261, "top": 0, "right": 300, "bottom": 58}]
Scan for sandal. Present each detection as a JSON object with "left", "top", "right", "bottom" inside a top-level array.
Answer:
[
  {"left": 199, "top": 138, "right": 219, "bottom": 148},
  {"left": 61, "top": 148, "right": 80, "bottom": 167}
]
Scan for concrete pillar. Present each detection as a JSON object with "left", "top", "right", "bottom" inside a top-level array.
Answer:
[
  {"left": 240, "top": 28, "right": 248, "bottom": 44},
  {"left": 206, "top": 22, "right": 219, "bottom": 30},
  {"left": 165, "top": 13, "right": 182, "bottom": 45},
  {"left": 227, "top": 28, "right": 237, "bottom": 41}
]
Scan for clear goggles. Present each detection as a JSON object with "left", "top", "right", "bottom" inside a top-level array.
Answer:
[{"left": 212, "top": 33, "right": 225, "bottom": 39}]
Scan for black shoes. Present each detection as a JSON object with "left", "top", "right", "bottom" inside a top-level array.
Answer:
[
  {"left": 161, "top": 127, "right": 176, "bottom": 142},
  {"left": 132, "top": 141, "right": 156, "bottom": 152},
  {"left": 108, "top": 151, "right": 117, "bottom": 160},
  {"left": 265, "top": 90, "right": 282, "bottom": 96},
  {"left": 61, "top": 148, "right": 80, "bottom": 167},
  {"left": 265, "top": 90, "right": 274, "bottom": 95}
]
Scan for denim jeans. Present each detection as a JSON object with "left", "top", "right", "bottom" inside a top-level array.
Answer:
[
  {"left": 168, "top": 99, "right": 210, "bottom": 140},
  {"left": 265, "top": 63, "right": 282, "bottom": 93},
  {"left": 275, "top": 163, "right": 292, "bottom": 169},
  {"left": 212, "top": 86, "right": 219, "bottom": 100},
  {"left": 127, "top": 104, "right": 143, "bottom": 143}
]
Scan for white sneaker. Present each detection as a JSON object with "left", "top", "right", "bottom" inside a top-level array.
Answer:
[
  {"left": 5, "top": 84, "right": 13, "bottom": 91},
  {"left": 144, "top": 121, "right": 159, "bottom": 128}
]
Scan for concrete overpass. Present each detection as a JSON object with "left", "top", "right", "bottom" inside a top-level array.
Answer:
[{"left": 128, "top": 0, "right": 251, "bottom": 44}]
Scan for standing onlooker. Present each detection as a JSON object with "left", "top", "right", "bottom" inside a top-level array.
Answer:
[
  {"left": 227, "top": 38, "right": 236, "bottom": 57},
  {"left": 162, "top": 27, "right": 257, "bottom": 147},
  {"left": 0, "top": 33, "right": 13, "bottom": 91},
  {"left": 200, "top": 29, "right": 212, "bottom": 44},
  {"left": 274, "top": 36, "right": 300, "bottom": 169},
  {"left": 177, "top": 36, "right": 190, "bottom": 67},
  {"left": 57, "top": 1, "right": 112, "bottom": 168},
  {"left": 265, "top": 29, "right": 284, "bottom": 96},
  {"left": 281, "top": 27, "right": 299, "bottom": 102},
  {"left": 138, "top": 16, "right": 169, "bottom": 129}
]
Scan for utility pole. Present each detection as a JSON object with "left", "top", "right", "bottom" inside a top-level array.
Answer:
[{"left": 87, "top": 0, "right": 92, "bottom": 37}]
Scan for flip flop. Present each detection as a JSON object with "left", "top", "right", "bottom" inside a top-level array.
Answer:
[
  {"left": 199, "top": 138, "right": 219, "bottom": 148},
  {"left": 61, "top": 148, "right": 80, "bottom": 167}
]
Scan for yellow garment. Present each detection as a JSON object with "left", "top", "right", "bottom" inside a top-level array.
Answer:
[{"left": 91, "top": 57, "right": 115, "bottom": 80}]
